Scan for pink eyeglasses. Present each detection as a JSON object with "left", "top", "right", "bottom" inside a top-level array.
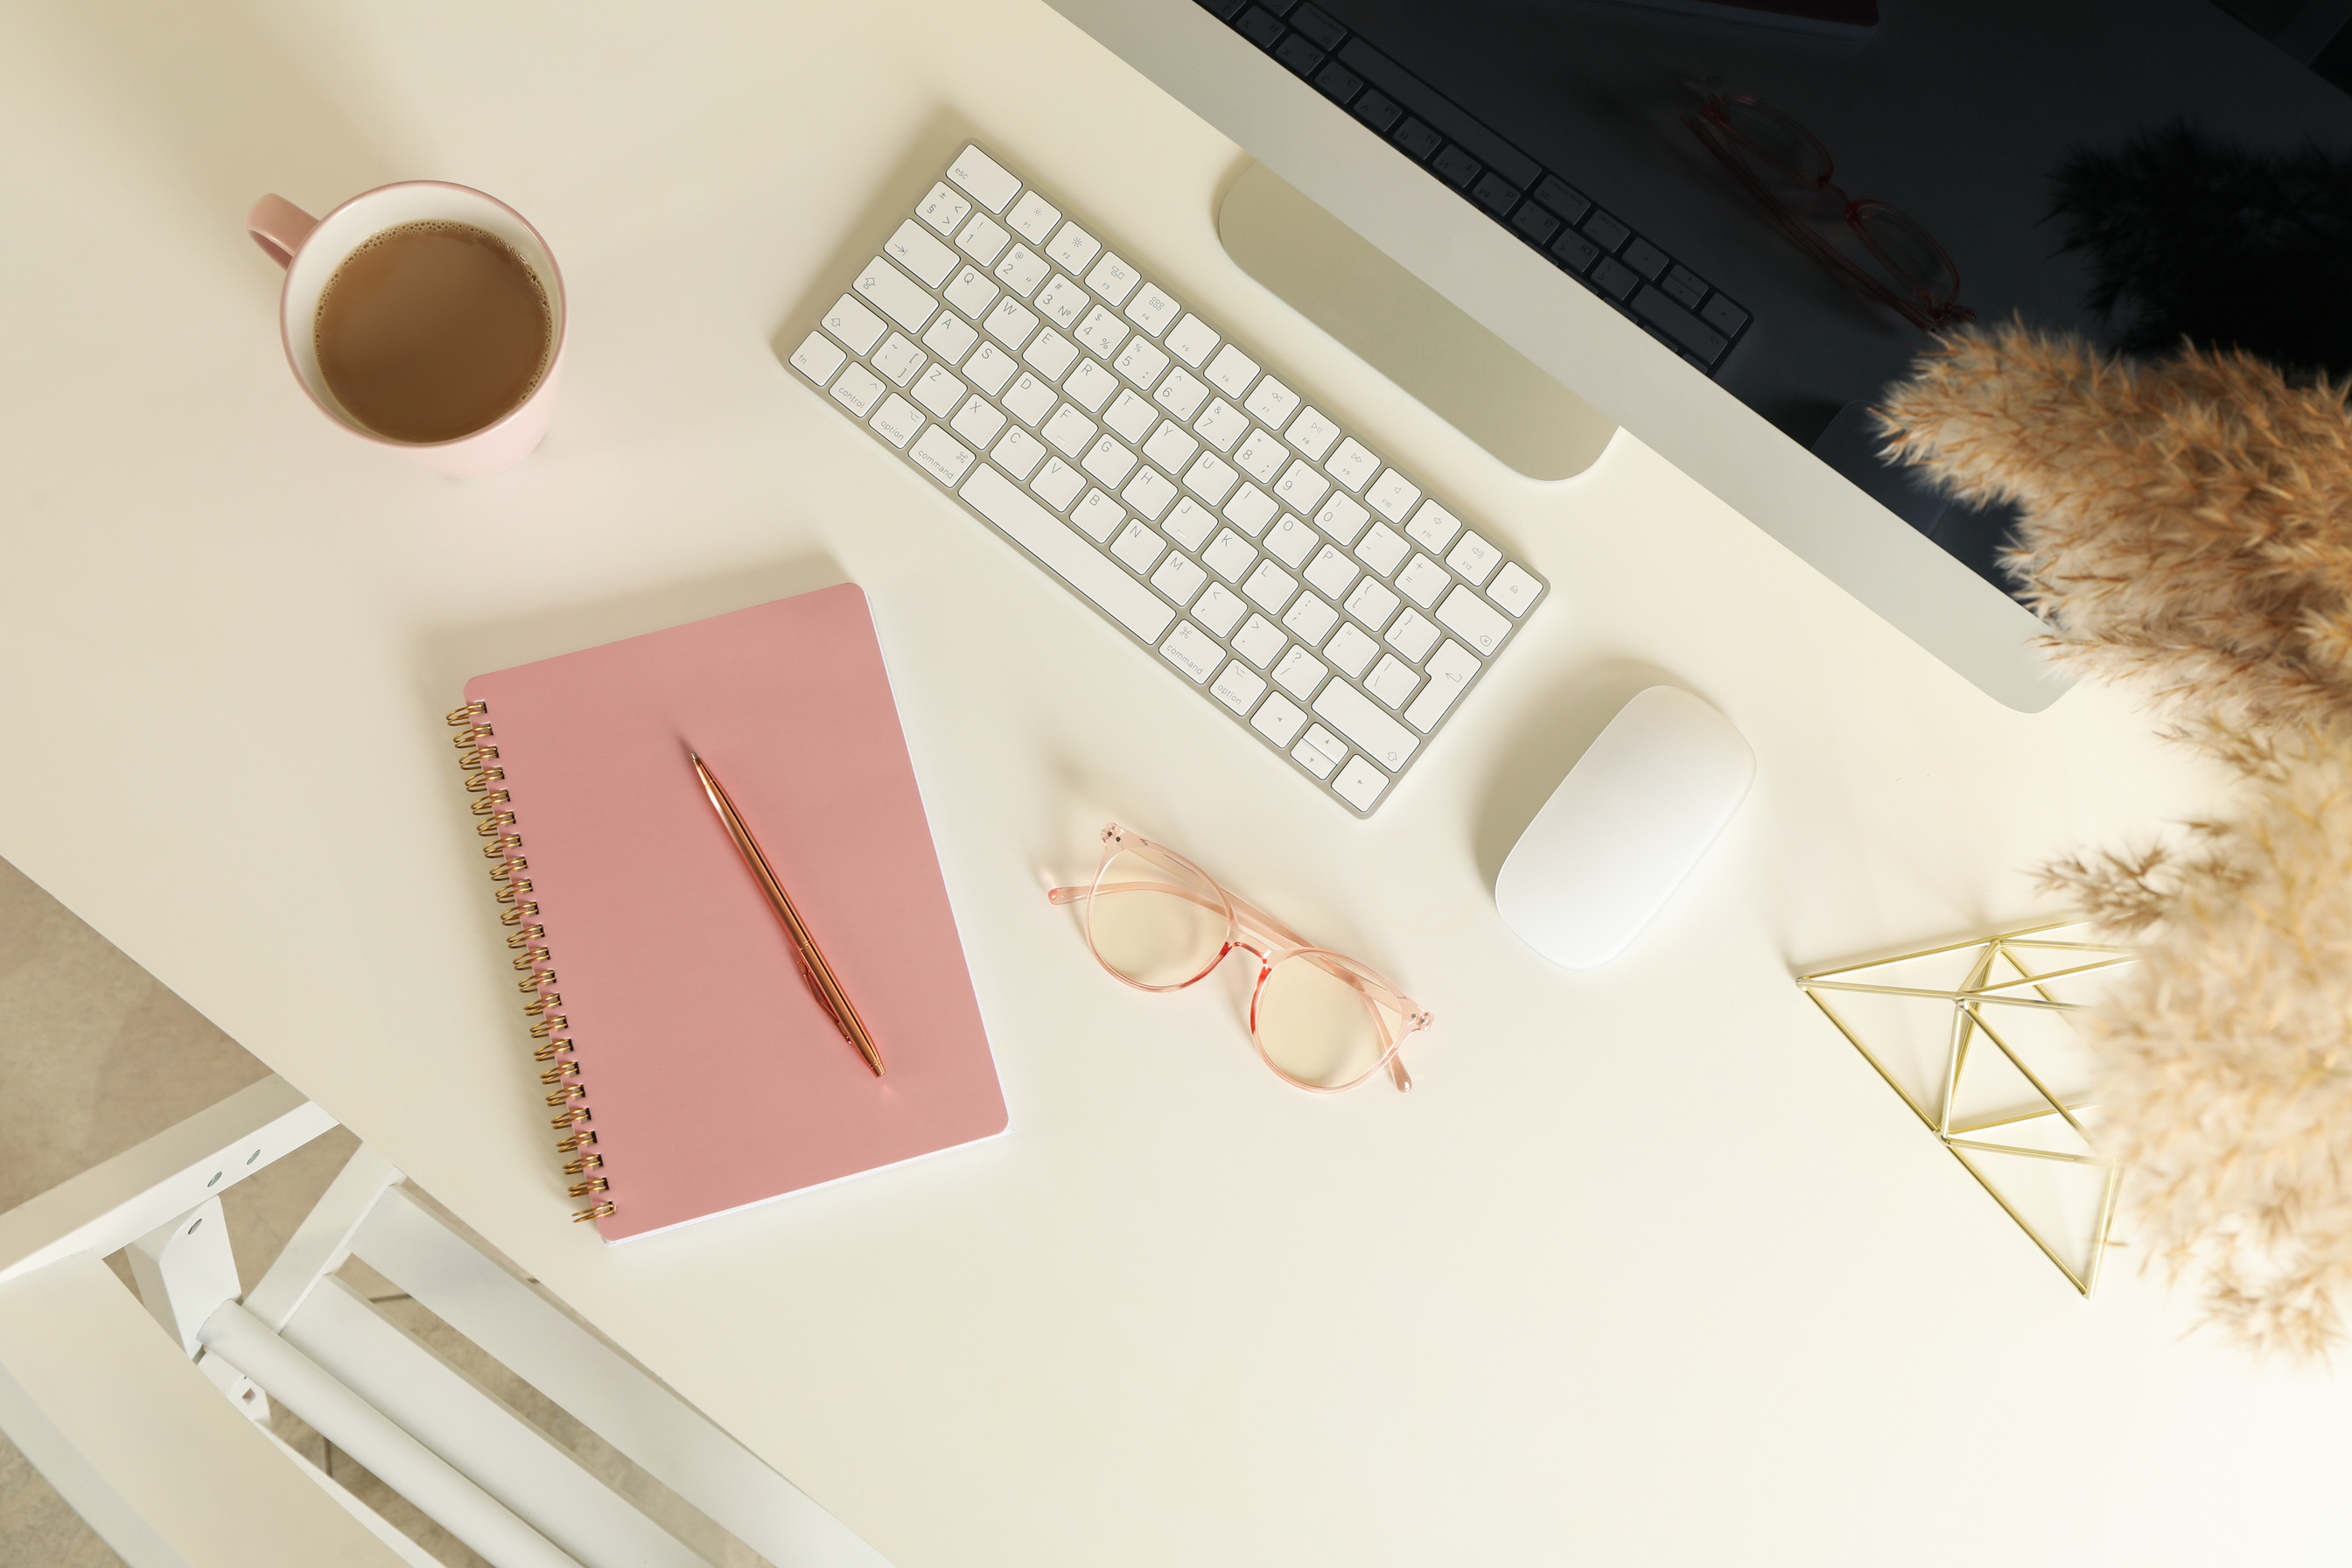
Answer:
[
  {"left": 1047, "top": 823, "right": 1432, "bottom": 1094},
  {"left": 1683, "top": 77, "right": 1973, "bottom": 333}
]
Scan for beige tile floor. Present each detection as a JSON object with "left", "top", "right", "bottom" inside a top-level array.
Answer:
[{"left": 0, "top": 855, "right": 766, "bottom": 1568}]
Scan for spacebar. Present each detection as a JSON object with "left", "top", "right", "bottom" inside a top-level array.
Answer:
[{"left": 962, "top": 465, "right": 1174, "bottom": 642}]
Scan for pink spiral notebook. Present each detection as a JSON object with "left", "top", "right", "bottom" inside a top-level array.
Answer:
[{"left": 454, "top": 585, "right": 1007, "bottom": 1242}]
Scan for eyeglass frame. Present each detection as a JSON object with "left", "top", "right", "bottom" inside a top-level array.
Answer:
[
  {"left": 1681, "top": 77, "right": 1974, "bottom": 333},
  {"left": 1046, "top": 822, "right": 1432, "bottom": 1095}
]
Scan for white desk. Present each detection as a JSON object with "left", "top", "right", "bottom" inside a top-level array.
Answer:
[{"left": 4, "top": 3, "right": 2343, "bottom": 1564}]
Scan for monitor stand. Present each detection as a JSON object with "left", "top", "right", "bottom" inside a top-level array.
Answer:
[{"left": 1217, "top": 161, "right": 1617, "bottom": 483}]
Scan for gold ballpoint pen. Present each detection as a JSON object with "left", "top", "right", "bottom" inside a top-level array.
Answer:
[{"left": 690, "top": 752, "right": 886, "bottom": 1077}]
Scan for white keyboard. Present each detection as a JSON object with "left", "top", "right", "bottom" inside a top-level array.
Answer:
[{"left": 788, "top": 144, "right": 1547, "bottom": 816}]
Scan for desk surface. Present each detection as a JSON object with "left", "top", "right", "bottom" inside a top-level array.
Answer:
[{"left": 3, "top": 3, "right": 2344, "bottom": 1564}]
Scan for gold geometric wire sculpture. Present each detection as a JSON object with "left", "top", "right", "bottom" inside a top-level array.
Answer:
[{"left": 1798, "top": 922, "right": 2136, "bottom": 1296}]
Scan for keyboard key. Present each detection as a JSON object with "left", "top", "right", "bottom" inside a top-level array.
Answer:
[
  {"left": 1035, "top": 274, "right": 1088, "bottom": 330},
  {"left": 830, "top": 363, "right": 884, "bottom": 416},
  {"left": 1432, "top": 144, "right": 1480, "bottom": 189},
  {"left": 1533, "top": 177, "right": 1590, "bottom": 226},
  {"left": 1144, "top": 421, "right": 1200, "bottom": 475},
  {"left": 1366, "top": 468, "right": 1420, "bottom": 523},
  {"left": 1105, "top": 389, "right": 1158, "bottom": 442},
  {"left": 1238, "top": 6, "right": 1285, "bottom": 47},
  {"left": 1396, "top": 552, "right": 1449, "bottom": 608},
  {"left": 1223, "top": 485, "right": 1278, "bottom": 536},
  {"left": 1471, "top": 172, "right": 1517, "bottom": 215},
  {"left": 1346, "top": 577, "right": 1402, "bottom": 631},
  {"left": 822, "top": 294, "right": 887, "bottom": 354},
  {"left": 1082, "top": 435, "right": 1138, "bottom": 487},
  {"left": 1043, "top": 403, "right": 1096, "bottom": 457},
  {"left": 1253, "top": 690, "right": 1309, "bottom": 746},
  {"left": 990, "top": 425, "right": 1045, "bottom": 479},
  {"left": 1087, "top": 252, "right": 1141, "bottom": 305},
  {"left": 1332, "top": 755, "right": 1389, "bottom": 810},
  {"left": 1245, "top": 376, "right": 1300, "bottom": 428},
  {"left": 1115, "top": 337, "right": 1171, "bottom": 389},
  {"left": 1325, "top": 622, "right": 1376, "bottom": 676},
  {"left": 964, "top": 341, "right": 1017, "bottom": 396},
  {"left": 1446, "top": 530, "right": 1501, "bottom": 584},
  {"left": 1365, "top": 654, "right": 1420, "bottom": 709},
  {"left": 1265, "top": 512, "right": 1317, "bottom": 568},
  {"left": 1592, "top": 256, "right": 1640, "bottom": 300},
  {"left": 1326, "top": 438, "right": 1378, "bottom": 492},
  {"left": 1213, "top": 662, "right": 1270, "bottom": 715},
  {"left": 1393, "top": 119, "right": 1442, "bottom": 162},
  {"left": 1242, "top": 560, "right": 1298, "bottom": 614},
  {"left": 1194, "top": 583, "right": 1247, "bottom": 635},
  {"left": 887, "top": 220, "right": 959, "bottom": 287},
  {"left": 1405, "top": 499, "right": 1462, "bottom": 552},
  {"left": 1631, "top": 286, "right": 1728, "bottom": 366},
  {"left": 1071, "top": 487, "right": 1124, "bottom": 543},
  {"left": 1272, "top": 648, "right": 1327, "bottom": 702},
  {"left": 957, "top": 212, "right": 1009, "bottom": 264},
  {"left": 855, "top": 257, "right": 937, "bottom": 332},
  {"left": 1161, "top": 622, "right": 1220, "bottom": 683},
  {"left": 1203, "top": 528, "right": 1258, "bottom": 584},
  {"left": 1273, "top": 33, "right": 1325, "bottom": 76},
  {"left": 1355, "top": 522, "right": 1408, "bottom": 577},
  {"left": 1312, "top": 494, "right": 1369, "bottom": 545},
  {"left": 912, "top": 425, "right": 973, "bottom": 486},
  {"left": 1312, "top": 681, "right": 1418, "bottom": 772},
  {"left": 1292, "top": 725, "right": 1346, "bottom": 780},
  {"left": 1582, "top": 210, "right": 1630, "bottom": 253},
  {"left": 1046, "top": 220, "right": 1102, "bottom": 275},
  {"left": 1167, "top": 313, "right": 1219, "bottom": 368},
  {"left": 1273, "top": 460, "right": 1330, "bottom": 514},
  {"left": 1551, "top": 231, "right": 1600, "bottom": 274},
  {"left": 1194, "top": 397, "right": 1249, "bottom": 452},
  {"left": 1435, "top": 584, "right": 1509, "bottom": 654},
  {"left": 1351, "top": 89, "right": 1402, "bottom": 134},
  {"left": 1404, "top": 640, "right": 1479, "bottom": 732},
  {"left": 951, "top": 396, "right": 1007, "bottom": 448},
  {"left": 947, "top": 145, "right": 1022, "bottom": 214},
  {"left": 1111, "top": 518, "right": 1166, "bottom": 573},
  {"left": 1126, "top": 284, "right": 1180, "bottom": 337},
  {"left": 1064, "top": 360, "right": 1118, "bottom": 412},
  {"left": 1182, "top": 452, "right": 1237, "bottom": 504},
  {"left": 1152, "top": 550, "right": 1208, "bottom": 606},
  {"left": 1233, "top": 428, "right": 1285, "bottom": 485},
  {"left": 1511, "top": 204, "right": 1561, "bottom": 247},
  {"left": 1385, "top": 607, "right": 1438, "bottom": 661},
  {"left": 871, "top": 394, "right": 923, "bottom": 448},
  {"left": 995, "top": 243, "right": 1048, "bottom": 297},
  {"left": 1032, "top": 456, "right": 1085, "bottom": 510},
  {"left": 1284, "top": 406, "right": 1340, "bottom": 460},
  {"left": 1075, "top": 304, "right": 1128, "bottom": 360},
  {"left": 1701, "top": 294, "right": 1750, "bottom": 339},
  {"left": 1206, "top": 344, "right": 1260, "bottom": 400},
  {"left": 917, "top": 181, "right": 972, "bottom": 236},
  {"left": 1304, "top": 544, "right": 1359, "bottom": 600},
  {"left": 914, "top": 363, "right": 965, "bottom": 416},
  {"left": 962, "top": 466, "right": 1177, "bottom": 646},
  {"left": 1662, "top": 264, "right": 1708, "bottom": 311},
  {"left": 788, "top": 332, "right": 844, "bottom": 384},
  {"left": 1164, "top": 497, "right": 1217, "bottom": 550},
  {"left": 1007, "top": 191, "right": 1061, "bottom": 247},
  {"left": 1283, "top": 590, "right": 1339, "bottom": 645},
  {"left": 1621, "top": 237, "right": 1670, "bottom": 282},
  {"left": 1232, "top": 613, "right": 1286, "bottom": 668},
  {"left": 1004, "top": 372, "right": 1057, "bottom": 427},
  {"left": 923, "top": 312, "right": 979, "bottom": 363},
  {"left": 1488, "top": 562, "right": 1544, "bottom": 617},
  {"left": 945, "top": 266, "right": 999, "bottom": 322},
  {"left": 1123, "top": 465, "right": 1177, "bottom": 519},
  {"left": 872, "top": 332, "right": 924, "bottom": 387},
  {"left": 1154, "top": 368, "right": 1210, "bottom": 421},
  {"left": 1024, "top": 328, "right": 1079, "bottom": 382},
  {"left": 988, "top": 298, "right": 1044, "bottom": 354}
]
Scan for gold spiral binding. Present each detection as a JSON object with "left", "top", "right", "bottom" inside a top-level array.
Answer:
[{"left": 451, "top": 700, "right": 614, "bottom": 1230}]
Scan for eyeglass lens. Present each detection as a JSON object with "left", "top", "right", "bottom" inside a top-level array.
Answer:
[
  {"left": 1851, "top": 203, "right": 1958, "bottom": 301},
  {"left": 1086, "top": 845, "right": 1229, "bottom": 989},
  {"left": 1717, "top": 96, "right": 1833, "bottom": 185},
  {"left": 1254, "top": 950, "right": 1405, "bottom": 1090}
]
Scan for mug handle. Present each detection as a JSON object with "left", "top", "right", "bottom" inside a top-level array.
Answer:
[{"left": 246, "top": 194, "right": 318, "bottom": 269}]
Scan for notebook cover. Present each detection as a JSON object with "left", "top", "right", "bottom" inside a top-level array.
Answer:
[{"left": 464, "top": 585, "right": 1006, "bottom": 1242}]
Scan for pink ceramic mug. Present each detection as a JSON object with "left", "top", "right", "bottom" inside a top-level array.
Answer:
[{"left": 248, "top": 183, "right": 566, "bottom": 479}]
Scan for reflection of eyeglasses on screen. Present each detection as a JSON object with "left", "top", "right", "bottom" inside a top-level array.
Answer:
[{"left": 1682, "top": 78, "right": 1974, "bottom": 333}]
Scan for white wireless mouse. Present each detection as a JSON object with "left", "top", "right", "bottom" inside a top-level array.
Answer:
[{"left": 1494, "top": 687, "right": 1754, "bottom": 969}]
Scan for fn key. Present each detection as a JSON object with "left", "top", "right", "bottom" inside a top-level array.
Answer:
[{"left": 1629, "top": 285, "right": 1728, "bottom": 367}]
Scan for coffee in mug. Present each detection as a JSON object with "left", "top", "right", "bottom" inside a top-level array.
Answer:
[{"left": 248, "top": 183, "right": 567, "bottom": 478}]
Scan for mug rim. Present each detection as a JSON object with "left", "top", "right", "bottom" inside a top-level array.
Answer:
[{"left": 276, "top": 179, "right": 569, "bottom": 452}]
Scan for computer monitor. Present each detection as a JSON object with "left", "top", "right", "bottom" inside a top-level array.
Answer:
[{"left": 1043, "top": 0, "right": 2352, "bottom": 711}]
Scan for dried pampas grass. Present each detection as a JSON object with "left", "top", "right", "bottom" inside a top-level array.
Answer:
[{"left": 1878, "top": 325, "right": 2352, "bottom": 1359}]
